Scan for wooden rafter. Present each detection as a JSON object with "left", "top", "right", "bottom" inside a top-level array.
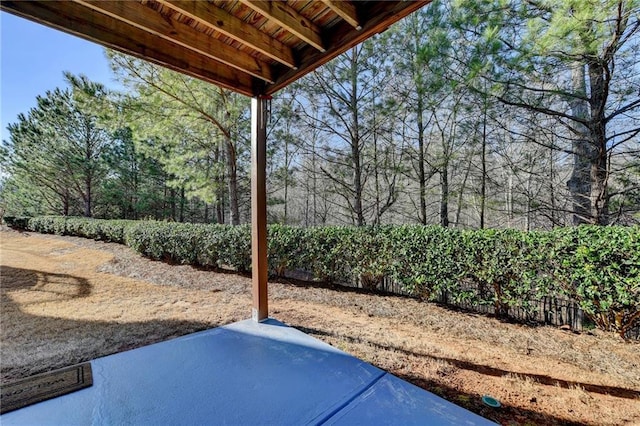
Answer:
[
  {"left": 238, "top": 0, "right": 325, "bottom": 52},
  {"left": 75, "top": 0, "right": 274, "bottom": 83},
  {"left": 321, "top": 0, "right": 360, "bottom": 30},
  {"left": 265, "top": 0, "right": 430, "bottom": 95},
  {"left": 1, "top": 0, "right": 257, "bottom": 95},
  {"left": 157, "top": 0, "right": 297, "bottom": 69},
  {"left": 0, "top": 1, "right": 433, "bottom": 95}
]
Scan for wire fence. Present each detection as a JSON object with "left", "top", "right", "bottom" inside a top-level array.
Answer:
[{"left": 286, "top": 270, "right": 640, "bottom": 339}]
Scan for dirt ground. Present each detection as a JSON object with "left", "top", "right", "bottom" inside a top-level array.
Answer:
[{"left": 1, "top": 229, "right": 639, "bottom": 425}]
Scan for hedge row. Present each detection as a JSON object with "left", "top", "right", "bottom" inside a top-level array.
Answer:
[{"left": 10, "top": 216, "right": 640, "bottom": 338}]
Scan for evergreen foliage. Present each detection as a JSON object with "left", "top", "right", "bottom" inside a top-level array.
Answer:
[{"left": 15, "top": 216, "right": 639, "bottom": 338}]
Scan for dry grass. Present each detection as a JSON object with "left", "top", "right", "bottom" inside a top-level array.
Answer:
[{"left": 1, "top": 229, "right": 638, "bottom": 425}]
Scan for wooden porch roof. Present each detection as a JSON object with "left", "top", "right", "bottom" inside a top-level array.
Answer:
[{"left": 1, "top": 0, "right": 431, "bottom": 96}]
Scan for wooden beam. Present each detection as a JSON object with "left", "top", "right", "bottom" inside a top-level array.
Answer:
[
  {"left": 251, "top": 97, "right": 269, "bottom": 322},
  {"left": 0, "top": 1, "right": 257, "bottom": 96},
  {"left": 157, "top": 0, "right": 296, "bottom": 69},
  {"left": 320, "top": 0, "right": 360, "bottom": 30},
  {"left": 238, "top": 0, "right": 325, "bottom": 52},
  {"left": 75, "top": 0, "right": 274, "bottom": 83},
  {"left": 265, "top": 0, "right": 431, "bottom": 95}
]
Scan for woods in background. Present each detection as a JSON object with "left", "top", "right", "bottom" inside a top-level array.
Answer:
[{"left": 2, "top": 0, "right": 639, "bottom": 228}]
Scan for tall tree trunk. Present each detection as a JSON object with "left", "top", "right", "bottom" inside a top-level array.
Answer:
[
  {"left": 417, "top": 96, "right": 427, "bottom": 225},
  {"left": 179, "top": 186, "right": 185, "bottom": 222},
  {"left": 84, "top": 142, "right": 92, "bottom": 217},
  {"left": 284, "top": 136, "right": 290, "bottom": 224},
  {"left": 160, "top": 181, "right": 167, "bottom": 220},
  {"left": 216, "top": 197, "right": 224, "bottom": 224},
  {"left": 84, "top": 175, "right": 92, "bottom": 217},
  {"left": 63, "top": 189, "right": 70, "bottom": 216},
  {"left": 506, "top": 172, "right": 513, "bottom": 226},
  {"left": 373, "top": 121, "right": 381, "bottom": 225},
  {"left": 440, "top": 166, "right": 449, "bottom": 227},
  {"left": 479, "top": 102, "right": 487, "bottom": 229},
  {"left": 587, "top": 61, "right": 609, "bottom": 225},
  {"left": 170, "top": 187, "right": 177, "bottom": 221},
  {"left": 304, "top": 187, "right": 310, "bottom": 227},
  {"left": 213, "top": 144, "right": 225, "bottom": 224},
  {"left": 567, "top": 63, "right": 595, "bottom": 225},
  {"left": 225, "top": 135, "right": 240, "bottom": 225},
  {"left": 549, "top": 145, "right": 557, "bottom": 227},
  {"left": 83, "top": 118, "right": 93, "bottom": 218},
  {"left": 132, "top": 163, "right": 139, "bottom": 220},
  {"left": 352, "top": 137, "right": 364, "bottom": 226},
  {"left": 312, "top": 147, "right": 318, "bottom": 226},
  {"left": 455, "top": 154, "right": 472, "bottom": 227},
  {"left": 525, "top": 174, "right": 532, "bottom": 231},
  {"left": 350, "top": 50, "right": 365, "bottom": 227}
]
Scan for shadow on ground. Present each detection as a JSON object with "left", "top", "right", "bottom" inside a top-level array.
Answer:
[
  {"left": 293, "top": 324, "right": 637, "bottom": 426},
  {"left": 395, "top": 372, "right": 584, "bottom": 426},
  {"left": 0, "top": 266, "right": 214, "bottom": 384}
]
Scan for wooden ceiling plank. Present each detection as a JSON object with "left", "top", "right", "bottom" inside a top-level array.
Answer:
[
  {"left": 0, "top": 0, "right": 257, "bottom": 96},
  {"left": 75, "top": 0, "right": 275, "bottom": 83},
  {"left": 320, "top": 0, "right": 360, "bottom": 30},
  {"left": 238, "top": 0, "right": 325, "bottom": 52},
  {"left": 157, "top": 0, "right": 297, "bottom": 69},
  {"left": 265, "top": 0, "right": 432, "bottom": 95}
]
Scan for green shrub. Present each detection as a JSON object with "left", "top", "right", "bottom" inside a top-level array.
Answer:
[
  {"left": 21, "top": 216, "right": 640, "bottom": 337},
  {"left": 458, "top": 229, "right": 554, "bottom": 320},
  {"left": 99, "top": 220, "right": 133, "bottom": 243},
  {"left": 26, "top": 216, "right": 134, "bottom": 243},
  {"left": 27, "top": 216, "right": 64, "bottom": 234},
  {"left": 125, "top": 221, "right": 172, "bottom": 260},
  {"left": 219, "top": 225, "right": 251, "bottom": 272},
  {"left": 194, "top": 225, "right": 224, "bottom": 268},
  {"left": 301, "top": 226, "right": 359, "bottom": 284},
  {"left": 349, "top": 226, "right": 394, "bottom": 290},
  {"left": 124, "top": 221, "right": 252, "bottom": 270},
  {"left": 550, "top": 226, "right": 640, "bottom": 337},
  {"left": 3, "top": 216, "right": 30, "bottom": 230},
  {"left": 267, "top": 224, "right": 307, "bottom": 276},
  {"left": 388, "top": 225, "right": 464, "bottom": 299}
]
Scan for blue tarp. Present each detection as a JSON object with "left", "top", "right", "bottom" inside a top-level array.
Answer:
[{"left": 1, "top": 319, "right": 495, "bottom": 425}]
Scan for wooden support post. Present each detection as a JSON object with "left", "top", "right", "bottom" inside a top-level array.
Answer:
[{"left": 251, "top": 96, "right": 268, "bottom": 322}]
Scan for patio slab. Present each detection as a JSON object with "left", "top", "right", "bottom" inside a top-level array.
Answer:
[{"left": 1, "top": 319, "right": 495, "bottom": 425}]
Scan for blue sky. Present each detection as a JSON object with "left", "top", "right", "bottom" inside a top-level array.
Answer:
[{"left": 1, "top": 12, "right": 120, "bottom": 142}]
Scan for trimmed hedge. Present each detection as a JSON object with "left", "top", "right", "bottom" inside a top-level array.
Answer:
[
  {"left": 3, "top": 216, "right": 31, "bottom": 230},
  {"left": 126, "top": 222, "right": 252, "bottom": 272},
  {"left": 15, "top": 216, "right": 640, "bottom": 338},
  {"left": 549, "top": 226, "right": 640, "bottom": 337},
  {"left": 25, "top": 216, "right": 136, "bottom": 242}
]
